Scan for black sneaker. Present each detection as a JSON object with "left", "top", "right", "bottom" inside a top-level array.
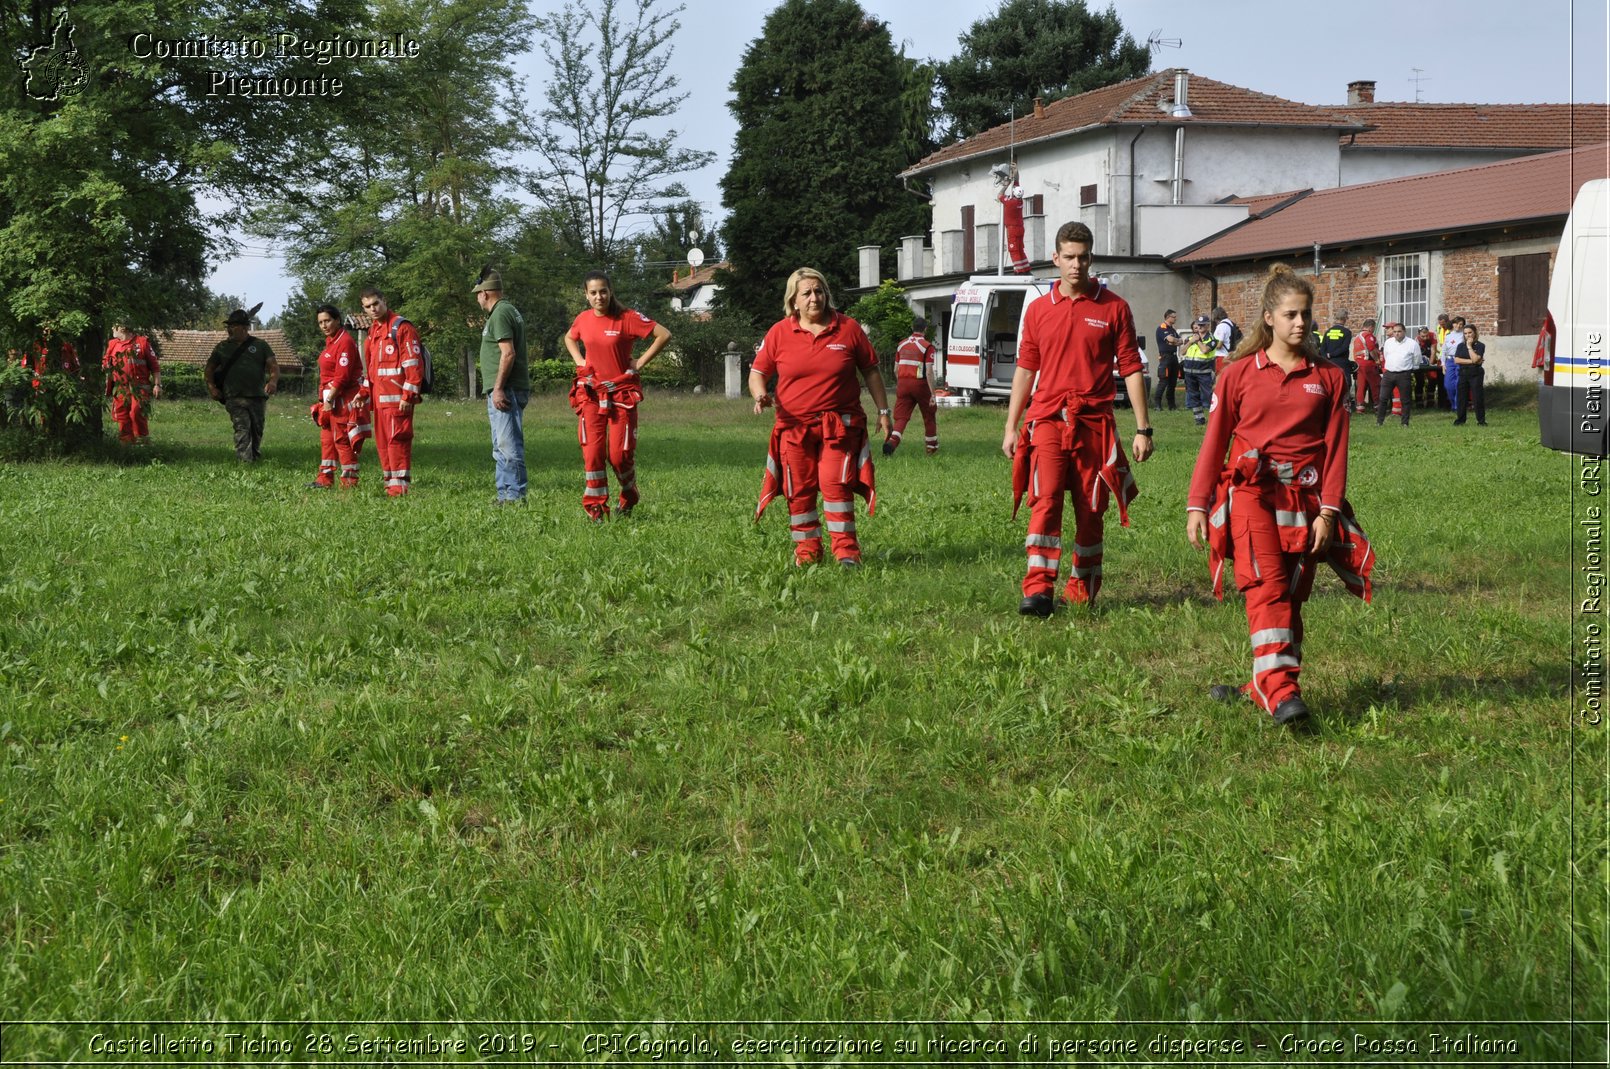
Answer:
[
  {"left": 881, "top": 439, "right": 896, "bottom": 456},
  {"left": 838, "top": 557, "right": 861, "bottom": 569},
  {"left": 1018, "top": 593, "right": 1054, "bottom": 618},
  {"left": 1209, "top": 684, "right": 1242, "bottom": 702},
  {"left": 1272, "top": 696, "right": 1311, "bottom": 725}
]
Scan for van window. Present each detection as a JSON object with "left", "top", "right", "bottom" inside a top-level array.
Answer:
[
  {"left": 990, "top": 291, "right": 1026, "bottom": 336},
  {"left": 952, "top": 303, "right": 982, "bottom": 341}
]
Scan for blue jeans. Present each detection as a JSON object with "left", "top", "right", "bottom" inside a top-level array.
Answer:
[
  {"left": 1182, "top": 368, "right": 1215, "bottom": 414},
  {"left": 488, "top": 390, "right": 530, "bottom": 500}
]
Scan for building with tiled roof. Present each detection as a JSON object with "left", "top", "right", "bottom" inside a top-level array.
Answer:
[
  {"left": 155, "top": 328, "right": 303, "bottom": 374},
  {"left": 1170, "top": 144, "right": 1609, "bottom": 383},
  {"left": 666, "top": 261, "right": 726, "bottom": 321},
  {"left": 1334, "top": 79, "right": 1610, "bottom": 183}
]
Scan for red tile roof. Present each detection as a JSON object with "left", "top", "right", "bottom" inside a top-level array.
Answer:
[
  {"left": 902, "top": 69, "right": 1364, "bottom": 178},
  {"left": 1340, "top": 102, "right": 1610, "bottom": 149},
  {"left": 1219, "top": 189, "right": 1315, "bottom": 217},
  {"left": 1172, "top": 143, "right": 1610, "bottom": 266},
  {"left": 668, "top": 261, "right": 726, "bottom": 291},
  {"left": 155, "top": 328, "right": 303, "bottom": 371}
]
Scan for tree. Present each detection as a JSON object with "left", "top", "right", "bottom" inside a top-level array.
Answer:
[
  {"left": 845, "top": 279, "right": 915, "bottom": 373},
  {"left": 636, "top": 200, "right": 720, "bottom": 271},
  {"left": 935, "top": 0, "right": 1150, "bottom": 142},
  {"left": 0, "top": 0, "right": 361, "bottom": 443},
  {"left": 525, "top": 0, "right": 714, "bottom": 266},
  {"left": 718, "top": 0, "right": 929, "bottom": 328},
  {"left": 247, "top": 0, "right": 539, "bottom": 394}
]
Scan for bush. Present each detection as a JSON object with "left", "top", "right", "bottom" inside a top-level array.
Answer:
[{"left": 0, "top": 360, "right": 100, "bottom": 450}]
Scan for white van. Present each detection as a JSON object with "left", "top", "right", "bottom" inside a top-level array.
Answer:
[
  {"left": 1538, "top": 178, "right": 1608, "bottom": 456},
  {"left": 944, "top": 275, "right": 1148, "bottom": 404}
]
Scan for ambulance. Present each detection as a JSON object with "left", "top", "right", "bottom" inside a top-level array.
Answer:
[
  {"left": 944, "top": 274, "right": 1148, "bottom": 403},
  {"left": 1538, "top": 178, "right": 1608, "bottom": 456}
]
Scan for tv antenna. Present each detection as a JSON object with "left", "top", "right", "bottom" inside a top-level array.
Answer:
[
  {"left": 1146, "top": 29, "right": 1182, "bottom": 54},
  {"left": 1409, "top": 67, "right": 1431, "bottom": 102}
]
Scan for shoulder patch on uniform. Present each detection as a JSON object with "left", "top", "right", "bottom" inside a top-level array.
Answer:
[
  {"left": 1209, "top": 393, "right": 1219, "bottom": 413},
  {"left": 338, "top": 356, "right": 348, "bottom": 366}
]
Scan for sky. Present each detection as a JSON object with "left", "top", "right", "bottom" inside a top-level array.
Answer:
[{"left": 214, "top": 0, "right": 1609, "bottom": 318}]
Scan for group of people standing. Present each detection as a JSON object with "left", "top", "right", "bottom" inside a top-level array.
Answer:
[
  {"left": 1154, "top": 304, "right": 1489, "bottom": 433},
  {"left": 1152, "top": 306, "right": 1240, "bottom": 426}
]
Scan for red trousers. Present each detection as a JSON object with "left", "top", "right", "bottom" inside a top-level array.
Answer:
[
  {"left": 374, "top": 406, "right": 414, "bottom": 496},
  {"left": 781, "top": 423, "right": 864, "bottom": 564},
  {"left": 1021, "top": 419, "right": 1111, "bottom": 602},
  {"left": 315, "top": 411, "right": 364, "bottom": 487},
  {"left": 1229, "top": 488, "right": 1317, "bottom": 714},
  {"left": 1355, "top": 359, "right": 1381, "bottom": 409},
  {"left": 110, "top": 392, "right": 150, "bottom": 442},
  {"left": 577, "top": 397, "right": 638, "bottom": 517},
  {"left": 890, "top": 379, "right": 937, "bottom": 452}
]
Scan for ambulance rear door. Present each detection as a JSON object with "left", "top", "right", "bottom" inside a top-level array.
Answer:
[{"left": 945, "top": 283, "right": 986, "bottom": 394}]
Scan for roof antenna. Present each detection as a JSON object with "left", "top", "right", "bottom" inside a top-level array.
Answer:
[
  {"left": 1409, "top": 67, "right": 1431, "bottom": 102},
  {"left": 1146, "top": 29, "right": 1182, "bottom": 56}
]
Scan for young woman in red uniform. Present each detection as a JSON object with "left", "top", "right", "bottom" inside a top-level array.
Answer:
[
  {"left": 565, "top": 271, "right": 671, "bottom": 520},
  {"left": 1186, "top": 265, "right": 1374, "bottom": 727},
  {"left": 750, "top": 267, "right": 892, "bottom": 567},
  {"left": 308, "top": 304, "right": 366, "bottom": 488}
]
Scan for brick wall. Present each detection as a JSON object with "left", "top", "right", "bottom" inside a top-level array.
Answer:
[{"left": 1187, "top": 230, "right": 1560, "bottom": 340}]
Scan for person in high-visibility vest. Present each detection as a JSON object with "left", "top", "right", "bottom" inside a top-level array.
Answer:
[
  {"left": 1187, "top": 264, "right": 1373, "bottom": 728},
  {"left": 883, "top": 317, "right": 939, "bottom": 456}
]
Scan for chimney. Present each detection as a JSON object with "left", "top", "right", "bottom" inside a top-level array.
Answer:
[
  {"left": 1347, "top": 80, "right": 1376, "bottom": 105},
  {"left": 1169, "top": 70, "right": 1192, "bottom": 119},
  {"left": 1033, "top": 96, "right": 1045, "bottom": 120}
]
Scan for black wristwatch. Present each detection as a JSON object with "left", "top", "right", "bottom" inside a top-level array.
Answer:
[{"left": 1136, "top": 427, "right": 1154, "bottom": 438}]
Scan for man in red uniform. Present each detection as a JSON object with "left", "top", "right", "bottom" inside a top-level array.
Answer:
[
  {"left": 1002, "top": 221, "right": 1154, "bottom": 616},
  {"left": 309, "top": 304, "right": 365, "bottom": 488},
  {"left": 996, "top": 162, "right": 1031, "bottom": 274},
  {"left": 361, "top": 287, "right": 424, "bottom": 496},
  {"left": 102, "top": 323, "right": 160, "bottom": 444},
  {"left": 883, "top": 317, "right": 939, "bottom": 456},
  {"left": 1350, "top": 317, "right": 1381, "bottom": 412}
]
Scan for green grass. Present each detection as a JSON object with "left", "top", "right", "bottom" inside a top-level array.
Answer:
[{"left": 0, "top": 387, "right": 1600, "bottom": 1061}]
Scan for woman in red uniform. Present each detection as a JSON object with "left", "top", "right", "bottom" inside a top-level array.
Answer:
[
  {"left": 750, "top": 267, "right": 892, "bottom": 567},
  {"left": 1186, "top": 265, "right": 1374, "bottom": 727},
  {"left": 309, "top": 304, "right": 367, "bottom": 488},
  {"left": 102, "top": 322, "right": 161, "bottom": 444},
  {"left": 565, "top": 272, "right": 671, "bottom": 520}
]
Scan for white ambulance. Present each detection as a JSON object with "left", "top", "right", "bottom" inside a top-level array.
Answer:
[
  {"left": 943, "top": 274, "right": 1147, "bottom": 404},
  {"left": 1539, "top": 178, "right": 1608, "bottom": 456}
]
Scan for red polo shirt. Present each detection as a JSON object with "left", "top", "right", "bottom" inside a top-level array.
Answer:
[
  {"left": 1187, "top": 350, "right": 1350, "bottom": 514},
  {"left": 753, "top": 312, "right": 876, "bottom": 424},
  {"left": 569, "top": 308, "right": 657, "bottom": 379},
  {"left": 1017, "top": 281, "right": 1141, "bottom": 421}
]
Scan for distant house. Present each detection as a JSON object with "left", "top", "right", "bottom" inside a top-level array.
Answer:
[
  {"left": 1169, "top": 143, "right": 1610, "bottom": 382},
  {"left": 667, "top": 262, "right": 726, "bottom": 320},
  {"left": 155, "top": 328, "right": 303, "bottom": 376}
]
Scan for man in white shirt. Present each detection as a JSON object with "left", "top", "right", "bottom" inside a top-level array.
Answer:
[
  {"left": 1211, "top": 305, "right": 1235, "bottom": 359},
  {"left": 1377, "top": 322, "right": 1421, "bottom": 426}
]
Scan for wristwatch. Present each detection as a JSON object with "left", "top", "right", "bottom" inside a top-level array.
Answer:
[
  {"left": 1136, "top": 427, "right": 1154, "bottom": 438},
  {"left": 877, "top": 408, "right": 891, "bottom": 416}
]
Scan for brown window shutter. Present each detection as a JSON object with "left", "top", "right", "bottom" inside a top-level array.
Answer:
[
  {"left": 962, "top": 204, "right": 975, "bottom": 273},
  {"left": 1028, "top": 193, "right": 1044, "bottom": 215},
  {"left": 1498, "top": 252, "right": 1550, "bottom": 336}
]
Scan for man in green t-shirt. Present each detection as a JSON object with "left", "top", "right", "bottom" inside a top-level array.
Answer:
[
  {"left": 473, "top": 269, "right": 529, "bottom": 503},
  {"left": 204, "top": 306, "right": 279, "bottom": 461}
]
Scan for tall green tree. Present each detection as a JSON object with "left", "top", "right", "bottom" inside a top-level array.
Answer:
[
  {"left": 0, "top": 0, "right": 360, "bottom": 440},
  {"left": 247, "top": 0, "right": 538, "bottom": 392},
  {"left": 935, "top": 0, "right": 1149, "bottom": 142},
  {"left": 525, "top": 0, "right": 714, "bottom": 266},
  {"left": 718, "top": 0, "right": 928, "bottom": 328}
]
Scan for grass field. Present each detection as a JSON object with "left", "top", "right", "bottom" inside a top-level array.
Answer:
[{"left": 0, "top": 386, "right": 1601, "bottom": 1062}]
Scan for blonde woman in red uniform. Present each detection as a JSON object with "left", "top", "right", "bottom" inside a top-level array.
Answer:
[
  {"left": 565, "top": 271, "right": 671, "bottom": 520},
  {"left": 308, "top": 304, "right": 367, "bottom": 488},
  {"left": 1186, "top": 265, "right": 1374, "bottom": 727},
  {"left": 750, "top": 267, "right": 892, "bottom": 567}
]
